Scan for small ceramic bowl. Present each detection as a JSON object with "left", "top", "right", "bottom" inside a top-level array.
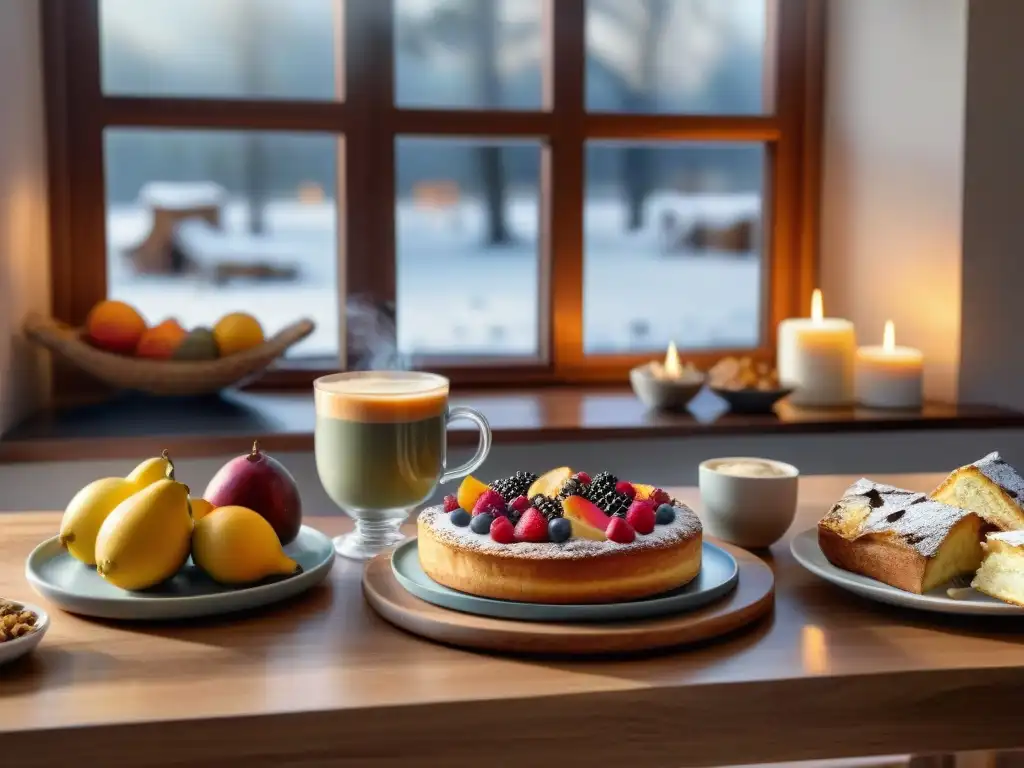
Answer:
[
  {"left": 630, "top": 363, "right": 706, "bottom": 411},
  {"left": 0, "top": 600, "right": 49, "bottom": 666},
  {"left": 711, "top": 386, "right": 794, "bottom": 415},
  {"left": 698, "top": 457, "right": 800, "bottom": 549}
]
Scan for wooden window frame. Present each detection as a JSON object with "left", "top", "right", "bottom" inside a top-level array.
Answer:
[{"left": 42, "top": 0, "right": 824, "bottom": 394}]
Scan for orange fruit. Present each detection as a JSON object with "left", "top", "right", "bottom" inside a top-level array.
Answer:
[
  {"left": 213, "top": 313, "right": 265, "bottom": 357},
  {"left": 527, "top": 467, "right": 573, "bottom": 499},
  {"left": 135, "top": 319, "right": 187, "bottom": 359},
  {"left": 86, "top": 300, "right": 147, "bottom": 355},
  {"left": 457, "top": 475, "right": 489, "bottom": 513}
]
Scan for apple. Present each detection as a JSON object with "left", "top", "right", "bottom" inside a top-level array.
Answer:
[{"left": 204, "top": 441, "right": 302, "bottom": 545}]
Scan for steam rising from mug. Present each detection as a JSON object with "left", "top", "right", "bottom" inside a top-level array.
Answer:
[{"left": 346, "top": 297, "right": 409, "bottom": 371}]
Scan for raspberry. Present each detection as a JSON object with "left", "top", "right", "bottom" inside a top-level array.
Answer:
[
  {"left": 490, "top": 516, "right": 515, "bottom": 544},
  {"left": 649, "top": 488, "right": 671, "bottom": 506},
  {"left": 442, "top": 494, "right": 459, "bottom": 513},
  {"left": 625, "top": 500, "right": 656, "bottom": 535},
  {"left": 473, "top": 488, "right": 506, "bottom": 516},
  {"left": 573, "top": 471, "right": 592, "bottom": 485},
  {"left": 615, "top": 481, "right": 636, "bottom": 499},
  {"left": 509, "top": 495, "right": 531, "bottom": 513},
  {"left": 514, "top": 508, "right": 549, "bottom": 543},
  {"left": 605, "top": 516, "right": 636, "bottom": 544}
]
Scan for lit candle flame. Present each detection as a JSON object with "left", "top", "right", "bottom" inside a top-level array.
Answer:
[
  {"left": 883, "top": 320, "right": 895, "bottom": 353},
  {"left": 664, "top": 341, "right": 682, "bottom": 377},
  {"left": 810, "top": 289, "right": 823, "bottom": 323}
]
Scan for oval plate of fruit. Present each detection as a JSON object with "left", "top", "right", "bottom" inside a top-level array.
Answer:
[
  {"left": 24, "top": 445, "right": 335, "bottom": 621},
  {"left": 22, "top": 304, "right": 314, "bottom": 396}
]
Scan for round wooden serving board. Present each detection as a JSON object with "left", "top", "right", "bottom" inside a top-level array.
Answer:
[{"left": 362, "top": 539, "right": 774, "bottom": 655}]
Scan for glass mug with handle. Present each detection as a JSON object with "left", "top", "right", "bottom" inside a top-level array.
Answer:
[{"left": 314, "top": 371, "right": 492, "bottom": 560}]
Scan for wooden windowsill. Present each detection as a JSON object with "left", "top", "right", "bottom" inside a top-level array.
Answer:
[{"left": 2, "top": 386, "right": 1022, "bottom": 464}]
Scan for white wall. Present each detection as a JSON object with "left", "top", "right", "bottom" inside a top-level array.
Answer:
[
  {"left": 820, "top": 0, "right": 967, "bottom": 404},
  {"left": 0, "top": 0, "right": 51, "bottom": 434}
]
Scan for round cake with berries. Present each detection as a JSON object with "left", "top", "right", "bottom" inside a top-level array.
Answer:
[{"left": 417, "top": 468, "right": 703, "bottom": 604}]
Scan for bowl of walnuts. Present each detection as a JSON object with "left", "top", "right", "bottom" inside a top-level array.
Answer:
[
  {"left": 708, "top": 356, "right": 793, "bottom": 414},
  {"left": 0, "top": 599, "right": 49, "bottom": 666}
]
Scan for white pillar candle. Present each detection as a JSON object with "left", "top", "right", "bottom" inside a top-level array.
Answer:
[
  {"left": 855, "top": 321, "right": 923, "bottom": 409},
  {"left": 777, "top": 289, "right": 856, "bottom": 407}
]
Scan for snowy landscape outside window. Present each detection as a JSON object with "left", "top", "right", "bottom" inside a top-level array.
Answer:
[{"left": 44, "top": 0, "right": 822, "bottom": 386}]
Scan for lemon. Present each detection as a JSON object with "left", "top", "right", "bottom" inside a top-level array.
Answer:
[
  {"left": 95, "top": 478, "right": 193, "bottom": 591},
  {"left": 59, "top": 477, "right": 139, "bottom": 565},
  {"left": 212, "top": 313, "right": 265, "bottom": 357},
  {"left": 125, "top": 450, "right": 173, "bottom": 489},
  {"left": 192, "top": 506, "right": 299, "bottom": 585}
]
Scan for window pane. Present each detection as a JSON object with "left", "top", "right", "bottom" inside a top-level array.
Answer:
[
  {"left": 100, "top": 0, "right": 341, "bottom": 100},
  {"left": 105, "top": 129, "right": 340, "bottom": 357},
  {"left": 395, "top": 0, "right": 544, "bottom": 110},
  {"left": 396, "top": 138, "right": 541, "bottom": 357},
  {"left": 586, "top": 0, "right": 769, "bottom": 114},
  {"left": 583, "top": 142, "right": 764, "bottom": 353}
]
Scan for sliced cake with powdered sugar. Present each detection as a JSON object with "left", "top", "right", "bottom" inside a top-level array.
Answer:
[
  {"left": 972, "top": 530, "right": 1024, "bottom": 606},
  {"left": 931, "top": 451, "right": 1024, "bottom": 531},
  {"left": 819, "top": 478, "right": 983, "bottom": 594}
]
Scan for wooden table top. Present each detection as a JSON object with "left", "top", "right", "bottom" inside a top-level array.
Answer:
[
  {"left": 3, "top": 387, "right": 1022, "bottom": 463},
  {"left": 4, "top": 473, "right": 1024, "bottom": 768}
]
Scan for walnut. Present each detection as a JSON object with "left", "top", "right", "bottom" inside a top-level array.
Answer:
[
  {"left": 0, "top": 600, "right": 38, "bottom": 642},
  {"left": 709, "top": 356, "right": 781, "bottom": 391}
]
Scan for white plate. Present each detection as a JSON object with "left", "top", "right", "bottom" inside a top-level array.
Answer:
[
  {"left": 25, "top": 525, "right": 335, "bottom": 621},
  {"left": 0, "top": 600, "right": 50, "bottom": 666},
  {"left": 790, "top": 528, "right": 1024, "bottom": 616}
]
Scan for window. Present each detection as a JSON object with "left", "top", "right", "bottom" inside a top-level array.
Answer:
[{"left": 44, "top": 0, "right": 822, "bottom": 388}]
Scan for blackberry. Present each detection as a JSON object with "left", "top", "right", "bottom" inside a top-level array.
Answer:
[
  {"left": 558, "top": 476, "right": 588, "bottom": 499},
  {"left": 490, "top": 471, "right": 537, "bottom": 501},
  {"left": 530, "top": 494, "right": 563, "bottom": 520},
  {"left": 597, "top": 489, "right": 631, "bottom": 518},
  {"left": 590, "top": 471, "right": 618, "bottom": 500}
]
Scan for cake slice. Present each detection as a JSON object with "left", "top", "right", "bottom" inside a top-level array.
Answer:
[
  {"left": 971, "top": 531, "right": 1024, "bottom": 606},
  {"left": 930, "top": 451, "right": 1024, "bottom": 531},
  {"left": 818, "top": 479, "right": 983, "bottom": 594}
]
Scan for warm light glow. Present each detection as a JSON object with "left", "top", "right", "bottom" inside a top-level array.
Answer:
[
  {"left": 664, "top": 341, "right": 682, "bottom": 377},
  {"left": 883, "top": 320, "right": 895, "bottom": 353},
  {"left": 801, "top": 625, "right": 830, "bottom": 674},
  {"left": 810, "top": 289, "right": 823, "bottom": 323}
]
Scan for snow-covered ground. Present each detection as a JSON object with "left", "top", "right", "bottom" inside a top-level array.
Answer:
[{"left": 106, "top": 193, "right": 762, "bottom": 359}]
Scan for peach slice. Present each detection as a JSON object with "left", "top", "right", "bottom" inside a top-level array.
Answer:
[
  {"left": 633, "top": 483, "right": 656, "bottom": 500},
  {"left": 528, "top": 466, "right": 573, "bottom": 499},
  {"left": 457, "top": 475, "right": 489, "bottom": 513},
  {"left": 561, "top": 495, "right": 608, "bottom": 541}
]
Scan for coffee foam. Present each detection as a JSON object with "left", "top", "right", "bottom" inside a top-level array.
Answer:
[{"left": 315, "top": 373, "right": 448, "bottom": 422}]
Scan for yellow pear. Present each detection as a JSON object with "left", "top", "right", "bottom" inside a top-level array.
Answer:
[
  {"left": 190, "top": 498, "right": 216, "bottom": 521},
  {"left": 192, "top": 506, "right": 299, "bottom": 585},
  {"left": 59, "top": 477, "right": 139, "bottom": 565},
  {"left": 126, "top": 449, "right": 173, "bottom": 489},
  {"left": 95, "top": 473, "right": 193, "bottom": 591}
]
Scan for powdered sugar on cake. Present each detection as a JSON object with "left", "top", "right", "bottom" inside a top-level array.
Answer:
[
  {"left": 419, "top": 502, "right": 701, "bottom": 560},
  {"left": 973, "top": 451, "right": 1024, "bottom": 507}
]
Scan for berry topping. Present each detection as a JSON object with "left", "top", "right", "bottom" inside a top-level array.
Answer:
[
  {"left": 514, "top": 509, "right": 549, "bottom": 543},
  {"left": 443, "top": 494, "right": 460, "bottom": 513},
  {"left": 625, "top": 500, "right": 656, "bottom": 534},
  {"left": 655, "top": 504, "right": 677, "bottom": 525},
  {"left": 530, "top": 494, "right": 564, "bottom": 520},
  {"left": 605, "top": 516, "right": 636, "bottom": 544},
  {"left": 548, "top": 517, "right": 572, "bottom": 543},
  {"left": 558, "top": 476, "right": 590, "bottom": 500},
  {"left": 472, "top": 488, "right": 506, "bottom": 516},
  {"left": 490, "top": 471, "right": 538, "bottom": 502},
  {"left": 596, "top": 489, "right": 631, "bottom": 518},
  {"left": 470, "top": 512, "right": 495, "bottom": 534},
  {"left": 490, "top": 516, "right": 515, "bottom": 544},
  {"left": 509, "top": 495, "right": 532, "bottom": 513},
  {"left": 615, "top": 481, "right": 636, "bottom": 499},
  {"left": 449, "top": 508, "right": 472, "bottom": 527},
  {"left": 650, "top": 488, "right": 672, "bottom": 507},
  {"left": 573, "top": 471, "right": 592, "bottom": 485}
]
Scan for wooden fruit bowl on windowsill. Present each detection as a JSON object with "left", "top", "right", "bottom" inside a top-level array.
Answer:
[{"left": 22, "top": 313, "right": 315, "bottom": 397}]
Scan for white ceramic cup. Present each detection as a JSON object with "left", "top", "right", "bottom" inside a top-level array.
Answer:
[{"left": 698, "top": 457, "right": 800, "bottom": 549}]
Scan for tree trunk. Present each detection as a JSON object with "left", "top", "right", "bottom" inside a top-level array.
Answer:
[{"left": 473, "top": 1, "right": 512, "bottom": 246}]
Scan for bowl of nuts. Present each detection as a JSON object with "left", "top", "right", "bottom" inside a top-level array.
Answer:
[
  {"left": 708, "top": 356, "right": 793, "bottom": 414},
  {"left": 0, "top": 599, "right": 48, "bottom": 666}
]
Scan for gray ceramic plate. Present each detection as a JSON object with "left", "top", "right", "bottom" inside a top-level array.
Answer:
[
  {"left": 25, "top": 525, "right": 335, "bottom": 621},
  {"left": 791, "top": 528, "right": 1024, "bottom": 615},
  {"left": 392, "top": 538, "right": 738, "bottom": 622}
]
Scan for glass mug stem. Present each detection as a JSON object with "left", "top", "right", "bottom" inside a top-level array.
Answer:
[{"left": 440, "top": 405, "right": 492, "bottom": 485}]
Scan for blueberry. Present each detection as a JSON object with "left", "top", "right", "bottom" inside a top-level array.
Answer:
[
  {"left": 449, "top": 508, "right": 472, "bottom": 527},
  {"left": 548, "top": 517, "right": 572, "bottom": 543},
  {"left": 655, "top": 504, "right": 676, "bottom": 525},
  {"left": 470, "top": 513, "right": 495, "bottom": 534}
]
